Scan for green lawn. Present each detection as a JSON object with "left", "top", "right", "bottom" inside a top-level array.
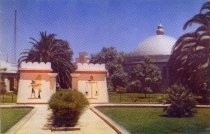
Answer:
[
  {"left": 0, "top": 108, "right": 32, "bottom": 133},
  {"left": 97, "top": 107, "right": 210, "bottom": 134},
  {"left": 0, "top": 94, "right": 17, "bottom": 103},
  {"left": 109, "top": 92, "right": 166, "bottom": 104}
]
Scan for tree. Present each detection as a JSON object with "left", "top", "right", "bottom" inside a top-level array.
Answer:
[
  {"left": 90, "top": 47, "right": 127, "bottom": 90},
  {"left": 169, "top": 2, "right": 210, "bottom": 93},
  {"left": 18, "top": 32, "right": 75, "bottom": 88},
  {"left": 126, "top": 80, "right": 142, "bottom": 93},
  {"left": 115, "top": 86, "right": 126, "bottom": 103},
  {"left": 164, "top": 84, "right": 196, "bottom": 117},
  {"left": 130, "top": 57, "right": 162, "bottom": 97},
  {"left": 110, "top": 66, "right": 128, "bottom": 89}
]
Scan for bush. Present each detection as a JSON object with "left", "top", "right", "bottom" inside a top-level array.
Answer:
[
  {"left": 49, "top": 90, "right": 89, "bottom": 127},
  {"left": 164, "top": 84, "right": 196, "bottom": 117}
]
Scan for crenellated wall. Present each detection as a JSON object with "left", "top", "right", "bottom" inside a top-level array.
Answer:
[
  {"left": 17, "top": 62, "right": 57, "bottom": 104},
  {"left": 71, "top": 63, "right": 109, "bottom": 103},
  {"left": 77, "top": 63, "right": 106, "bottom": 72},
  {"left": 19, "top": 62, "right": 52, "bottom": 71}
]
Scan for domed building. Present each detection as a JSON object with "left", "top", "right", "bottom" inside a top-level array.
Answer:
[{"left": 124, "top": 24, "right": 177, "bottom": 80}]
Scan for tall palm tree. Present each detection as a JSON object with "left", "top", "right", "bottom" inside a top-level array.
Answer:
[
  {"left": 18, "top": 32, "right": 75, "bottom": 88},
  {"left": 169, "top": 2, "right": 210, "bottom": 92}
]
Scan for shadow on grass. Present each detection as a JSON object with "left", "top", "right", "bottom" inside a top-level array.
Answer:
[
  {"left": 42, "top": 110, "right": 81, "bottom": 131},
  {"left": 159, "top": 114, "right": 194, "bottom": 118}
]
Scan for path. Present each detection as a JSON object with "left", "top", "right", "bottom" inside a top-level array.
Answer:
[
  {"left": 13, "top": 105, "right": 116, "bottom": 134},
  {"left": 6, "top": 103, "right": 210, "bottom": 134}
]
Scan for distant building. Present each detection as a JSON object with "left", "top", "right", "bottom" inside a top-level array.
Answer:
[
  {"left": 76, "top": 52, "right": 90, "bottom": 63},
  {"left": 0, "top": 60, "right": 18, "bottom": 92},
  {"left": 124, "top": 24, "right": 177, "bottom": 80},
  {"left": 73, "top": 52, "right": 109, "bottom": 103}
]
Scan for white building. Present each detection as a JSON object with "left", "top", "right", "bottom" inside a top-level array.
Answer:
[
  {"left": 125, "top": 24, "right": 177, "bottom": 80},
  {"left": 0, "top": 60, "right": 18, "bottom": 92}
]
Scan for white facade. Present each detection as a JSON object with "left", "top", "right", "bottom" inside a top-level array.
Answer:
[
  {"left": 0, "top": 60, "right": 18, "bottom": 92},
  {"left": 71, "top": 63, "right": 109, "bottom": 103},
  {"left": 17, "top": 62, "right": 57, "bottom": 104}
]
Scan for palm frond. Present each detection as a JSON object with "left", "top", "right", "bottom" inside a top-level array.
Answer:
[
  {"left": 183, "top": 14, "right": 209, "bottom": 30},
  {"left": 200, "top": 2, "right": 210, "bottom": 13}
]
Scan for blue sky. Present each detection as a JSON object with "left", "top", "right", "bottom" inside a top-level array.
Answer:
[{"left": 0, "top": 0, "right": 208, "bottom": 62}]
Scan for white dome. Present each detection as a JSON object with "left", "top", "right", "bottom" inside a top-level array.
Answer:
[
  {"left": 134, "top": 25, "right": 177, "bottom": 55},
  {"left": 135, "top": 35, "right": 176, "bottom": 55}
]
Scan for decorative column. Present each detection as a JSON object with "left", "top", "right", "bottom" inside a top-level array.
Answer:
[{"left": 71, "top": 73, "right": 80, "bottom": 90}]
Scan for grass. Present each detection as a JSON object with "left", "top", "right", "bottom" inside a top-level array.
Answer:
[
  {"left": 109, "top": 92, "right": 166, "bottom": 104},
  {"left": 0, "top": 108, "right": 32, "bottom": 133},
  {"left": 0, "top": 94, "right": 17, "bottom": 103},
  {"left": 97, "top": 107, "right": 210, "bottom": 134}
]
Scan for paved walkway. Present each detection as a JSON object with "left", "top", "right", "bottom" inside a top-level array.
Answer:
[
  {"left": 13, "top": 105, "right": 116, "bottom": 134},
  {"left": 4, "top": 103, "right": 210, "bottom": 134}
]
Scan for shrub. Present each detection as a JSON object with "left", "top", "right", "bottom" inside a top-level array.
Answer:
[
  {"left": 164, "top": 84, "right": 196, "bottom": 117},
  {"left": 49, "top": 90, "right": 89, "bottom": 127}
]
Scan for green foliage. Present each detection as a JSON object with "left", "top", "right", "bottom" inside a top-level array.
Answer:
[
  {"left": 18, "top": 32, "right": 75, "bottom": 88},
  {"left": 49, "top": 90, "right": 89, "bottom": 127},
  {"left": 126, "top": 80, "right": 142, "bottom": 92},
  {"left": 90, "top": 47, "right": 124, "bottom": 65},
  {"left": 169, "top": 2, "right": 210, "bottom": 93},
  {"left": 90, "top": 47, "right": 127, "bottom": 90},
  {"left": 130, "top": 57, "right": 162, "bottom": 95},
  {"left": 164, "top": 84, "right": 196, "bottom": 117},
  {"left": 110, "top": 69, "right": 128, "bottom": 89}
]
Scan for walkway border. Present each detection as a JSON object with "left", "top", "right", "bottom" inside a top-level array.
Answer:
[
  {"left": 90, "top": 106, "right": 130, "bottom": 134},
  {"left": 5, "top": 106, "right": 37, "bottom": 134},
  {"left": 93, "top": 103, "right": 210, "bottom": 108},
  {"left": 90, "top": 103, "right": 210, "bottom": 134}
]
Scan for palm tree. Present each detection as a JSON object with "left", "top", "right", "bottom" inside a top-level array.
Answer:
[
  {"left": 18, "top": 32, "right": 75, "bottom": 88},
  {"left": 169, "top": 2, "right": 210, "bottom": 93}
]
